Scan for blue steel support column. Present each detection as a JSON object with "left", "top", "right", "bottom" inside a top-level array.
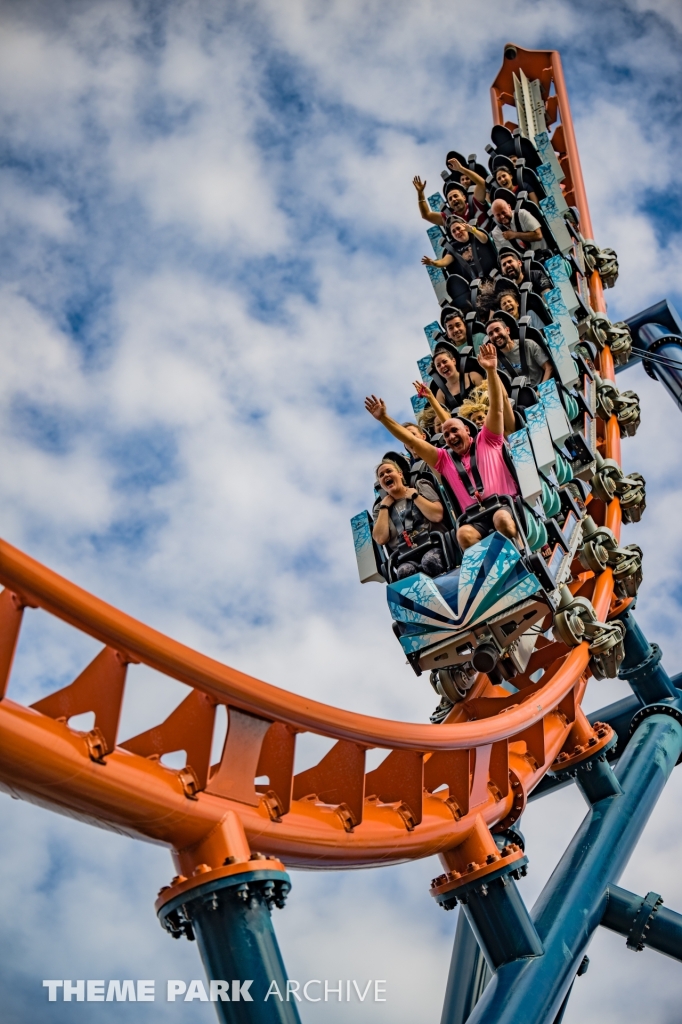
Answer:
[
  {"left": 622, "top": 300, "right": 682, "bottom": 409},
  {"left": 158, "top": 868, "right": 301, "bottom": 1024},
  {"left": 615, "top": 608, "right": 678, "bottom": 704},
  {"left": 550, "top": 958, "right": 588, "bottom": 1024},
  {"left": 529, "top": 696, "right": 642, "bottom": 803},
  {"left": 602, "top": 885, "right": 682, "bottom": 960},
  {"left": 440, "top": 912, "right": 491, "bottom": 1024},
  {"left": 637, "top": 322, "right": 682, "bottom": 412},
  {"left": 456, "top": 709, "right": 682, "bottom": 1024},
  {"left": 571, "top": 750, "right": 622, "bottom": 805}
]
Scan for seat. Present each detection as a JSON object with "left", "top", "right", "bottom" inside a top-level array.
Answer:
[
  {"left": 513, "top": 158, "right": 546, "bottom": 201},
  {"left": 445, "top": 273, "right": 475, "bottom": 312},
  {"left": 487, "top": 125, "right": 542, "bottom": 170},
  {"left": 512, "top": 193, "right": 562, "bottom": 256}
]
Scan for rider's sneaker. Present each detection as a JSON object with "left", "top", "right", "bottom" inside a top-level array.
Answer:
[{"left": 430, "top": 696, "right": 455, "bottom": 724}]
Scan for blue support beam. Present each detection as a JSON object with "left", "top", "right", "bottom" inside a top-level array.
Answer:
[
  {"left": 602, "top": 885, "right": 682, "bottom": 961},
  {"left": 440, "top": 912, "right": 490, "bottom": 1024},
  {"left": 529, "top": 694, "right": 645, "bottom": 803},
  {"left": 459, "top": 874, "right": 544, "bottom": 971},
  {"left": 587, "top": 694, "right": 648, "bottom": 750},
  {"left": 615, "top": 609, "right": 678, "bottom": 704},
  {"left": 158, "top": 868, "right": 301, "bottom": 1024},
  {"left": 455, "top": 707, "right": 682, "bottom": 1024},
  {"left": 621, "top": 300, "right": 682, "bottom": 407},
  {"left": 572, "top": 752, "right": 623, "bottom": 805}
]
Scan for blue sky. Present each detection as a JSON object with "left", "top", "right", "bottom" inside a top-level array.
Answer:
[{"left": 1, "top": 1, "right": 682, "bottom": 1022}]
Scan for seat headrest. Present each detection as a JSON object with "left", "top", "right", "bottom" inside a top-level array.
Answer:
[
  {"left": 443, "top": 180, "right": 468, "bottom": 201},
  {"left": 379, "top": 451, "right": 411, "bottom": 483},
  {"left": 488, "top": 309, "right": 519, "bottom": 339},
  {"left": 497, "top": 245, "right": 521, "bottom": 263},
  {"left": 440, "top": 305, "right": 465, "bottom": 330},
  {"left": 491, "top": 186, "right": 517, "bottom": 208},
  {"left": 492, "top": 154, "right": 515, "bottom": 175},
  {"left": 494, "top": 277, "right": 521, "bottom": 297}
]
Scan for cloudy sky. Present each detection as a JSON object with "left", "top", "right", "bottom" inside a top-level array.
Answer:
[{"left": 1, "top": 1, "right": 682, "bottom": 1021}]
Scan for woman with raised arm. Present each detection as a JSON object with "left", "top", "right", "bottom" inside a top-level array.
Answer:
[
  {"left": 413, "top": 377, "right": 516, "bottom": 436},
  {"left": 425, "top": 340, "right": 483, "bottom": 413},
  {"left": 490, "top": 156, "right": 540, "bottom": 206}
]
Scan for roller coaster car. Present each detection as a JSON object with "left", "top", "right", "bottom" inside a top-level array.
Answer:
[
  {"left": 387, "top": 496, "right": 584, "bottom": 684},
  {"left": 352, "top": 384, "right": 591, "bottom": 691}
]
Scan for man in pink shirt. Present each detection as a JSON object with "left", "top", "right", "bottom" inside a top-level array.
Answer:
[{"left": 365, "top": 343, "right": 518, "bottom": 550}]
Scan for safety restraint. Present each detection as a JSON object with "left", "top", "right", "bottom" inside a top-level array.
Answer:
[
  {"left": 388, "top": 495, "right": 432, "bottom": 549},
  {"left": 446, "top": 444, "right": 486, "bottom": 504}
]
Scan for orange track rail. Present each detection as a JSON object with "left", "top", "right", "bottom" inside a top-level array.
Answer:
[{"left": 0, "top": 45, "right": 623, "bottom": 883}]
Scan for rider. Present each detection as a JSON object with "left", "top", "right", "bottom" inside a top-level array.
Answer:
[
  {"left": 490, "top": 198, "right": 547, "bottom": 253},
  {"left": 422, "top": 215, "right": 497, "bottom": 283},
  {"left": 429, "top": 339, "right": 483, "bottom": 412},
  {"left": 365, "top": 343, "right": 519, "bottom": 551},
  {"left": 489, "top": 155, "right": 540, "bottom": 206},
  {"left": 440, "top": 306, "right": 468, "bottom": 348},
  {"left": 372, "top": 460, "right": 445, "bottom": 579},
  {"left": 497, "top": 246, "right": 551, "bottom": 295},
  {"left": 486, "top": 311, "right": 552, "bottom": 387},
  {"left": 443, "top": 154, "right": 491, "bottom": 229},
  {"left": 413, "top": 176, "right": 469, "bottom": 226},
  {"left": 495, "top": 279, "right": 546, "bottom": 331},
  {"left": 414, "top": 374, "right": 516, "bottom": 436},
  {"left": 399, "top": 422, "right": 437, "bottom": 479}
]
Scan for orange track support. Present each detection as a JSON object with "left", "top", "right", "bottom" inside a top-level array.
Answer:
[{"left": 0, "top": 46, "right": 622, "bottom": 884}]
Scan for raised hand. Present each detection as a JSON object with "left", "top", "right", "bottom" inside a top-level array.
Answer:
[
  {"left": 421, "top": 255, "right": 436, "bottom": 266},
  {"left": 477, "top": 342, "right": 498, "bottom": 373},
  {"left": 413, "top": 175, "right": 426, "bottom": 195},
  {"left": 365, "top": 395, "right": 387, "bottom": 420},
  {"left": 413, "top": 380, "right": 430, "bottom": 398},
  {"left": 447, "top": 156, "right": 464, "bottom": 173}
]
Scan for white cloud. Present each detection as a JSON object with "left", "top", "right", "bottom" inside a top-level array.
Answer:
[{"left": 629, "top": 0, "right": 682, "bottom": 32}]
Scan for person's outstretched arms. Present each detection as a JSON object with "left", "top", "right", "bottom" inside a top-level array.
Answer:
[
  {"left": 413, "top": 380, "right": 449, "bottom": 424},
  {"left": 422, "top": 253, "right": 453, "bottom": 269},
  {"left": 477, "top": 343, "right": 505, "bottom": 436},
  {"left": 503, "top": 392, "right": 516, "bottom": 435},
  {"left": 365, "top": 395, "right": 439, "bottom": 468},
  {"left": 466, "top": 223, "right": 489, "bottom": 244},
  {"left": 413, "top": 176, "right": 445, "bottom": 227}
]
